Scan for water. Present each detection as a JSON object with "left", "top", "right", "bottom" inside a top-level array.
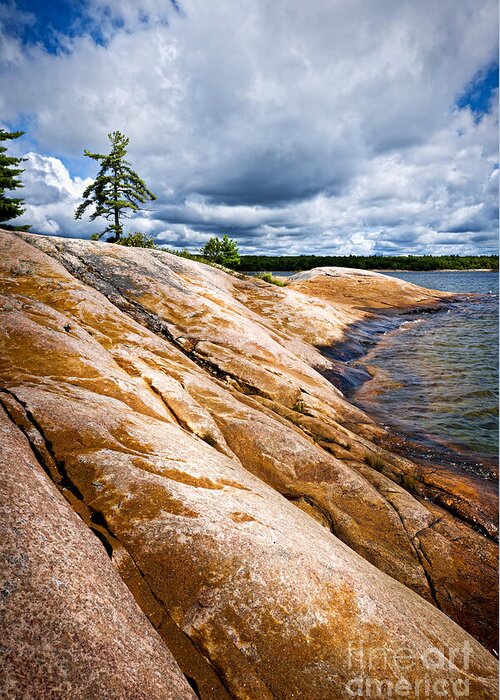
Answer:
[
  {"left": 352, "top": 271, "right": 499, "bottom": 457},
  {"left": 382, "top": 270, "right": 498, "bottom": 295}
]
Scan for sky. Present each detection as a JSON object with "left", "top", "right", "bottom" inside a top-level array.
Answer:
[{"left": 0, "top": 0, "right": 498, "bottom": 256}]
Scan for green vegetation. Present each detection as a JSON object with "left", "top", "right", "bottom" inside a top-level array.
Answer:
[
  {"left": 75, "top": 131, "right": 156, "bottom": 242},
  {"left": 162, "top": 243, "right": 241, "bottom": 272},
  {"left": 364, "top": 452, "right": 386, "bottom": 472},
  {"left": 162, "top": 236, "right": 241, "bottom": 268},
  {"left": 0, "top": 128, "right": 30, "bottom": 230},
  {"left": 238, "top": 254, "right": 498, "bottom": 272},
  {"left": 201, "top": 235, "right": 240, "bottom": 267},
  {"left": 293, "top": 399, "right": 308, "bottom": 414},
  {"left": 258, "top": 272, "right": 287, "bottom": 286},
  {"left": 115, "top": 231, "right": 157, "bottom": 248},
  {"left": 402, "top": 473, "right": 419, "bottom": 493},
  {"left": 163, "top": 247, "right": 201, "bottom": 260}
]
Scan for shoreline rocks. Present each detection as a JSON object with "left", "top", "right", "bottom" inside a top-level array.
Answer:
[{"left": 0, "top": 229, "right": 497, "bottom": 698}]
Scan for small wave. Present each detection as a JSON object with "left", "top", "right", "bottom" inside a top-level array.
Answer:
[
  {"left": 400, "top": 318, "right": 424, "bottom": 326},
  {"left": 353, "top": 293, "right": 498, "bottom": 455}
]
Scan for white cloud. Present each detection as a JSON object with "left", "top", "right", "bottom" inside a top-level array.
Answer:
[
  {"left": 1, "top": 0, "right": 498, "bottom": 253},
  {"left": 18, "top": 153, "right": 93, "bottom": 236}
]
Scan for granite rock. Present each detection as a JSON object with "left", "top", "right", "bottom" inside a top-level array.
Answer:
[{"left": 0, "top": 229, "right": 497, "bottom": 698}]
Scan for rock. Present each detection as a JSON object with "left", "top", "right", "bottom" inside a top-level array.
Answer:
[
  {"left": 287, "top": 266, "right": 451, "bottom": 311},
  {"left": 0, "top": 405, "right": 196, "bottom": 700},
  {"left": 0, "top": 229, "right": 497, "bottom": 698}
]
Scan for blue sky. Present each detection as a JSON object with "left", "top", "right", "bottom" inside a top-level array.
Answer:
[
  {"left": 1, "top": 0, "right": 498, "bottom": 255},
  {"left": 457, "top": 61, "right": 499, "bottom": 116},
  {"left": 13, "top": 0, "right": 79, "bottom": 48}
]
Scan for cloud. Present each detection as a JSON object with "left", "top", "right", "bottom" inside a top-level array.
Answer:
[
  {"left": 19, "top": 153, "right": 93, "bottom": 236},
  {"left": 1, "top": 0, "right": 498, "bottom": 254}
]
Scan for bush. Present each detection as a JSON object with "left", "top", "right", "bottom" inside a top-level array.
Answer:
[
  {"left": 116, "top": 231, "right": 157, "bottom": 248},
  {"left": 163, "top": 247, "right": 201, "bottom": 261},
  {"left": 258, "top": 272, "right": 287, "bottom": 287}
]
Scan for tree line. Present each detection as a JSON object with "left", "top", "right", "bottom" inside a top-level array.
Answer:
[
  {"left": 0, "top": 127, "right": 497, "bottom": 271},
  {"left": 237, "top": 254, "right": 499, "bottom": 272}
]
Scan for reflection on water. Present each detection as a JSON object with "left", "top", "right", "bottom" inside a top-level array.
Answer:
[{"left": 352, "top": 272, "right": 499, "bottom": 457}]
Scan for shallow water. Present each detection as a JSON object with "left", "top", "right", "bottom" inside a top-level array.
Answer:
[{"left": 353, "top": 271, "right": 498, "bottom": 457}]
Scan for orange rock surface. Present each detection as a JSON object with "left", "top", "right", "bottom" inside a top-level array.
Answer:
[{"left": 0, "top": 229, "right": 497, "bottom": 699}]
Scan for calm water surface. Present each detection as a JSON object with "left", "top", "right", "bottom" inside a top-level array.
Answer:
[{"left": 353, "top": 271, "right": 499, "bottom": 456}]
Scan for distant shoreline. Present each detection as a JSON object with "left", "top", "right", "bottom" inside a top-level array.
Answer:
[
  {"left": 238, "top": 254, "right": 499, "bottom": 274},
  {"left": 374, "top": 268, "right": 497, "bottom": 272},
  {"left": 244, "top": 268, "right": 497, "bottom": 275}
]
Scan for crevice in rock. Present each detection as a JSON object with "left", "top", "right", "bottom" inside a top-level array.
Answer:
[
  {"left": 250, "top": 397, "right": 488, "bottom": 544},
  {"left": 180, "top": 634, "right": 280, "bottom": 700},
  {"left": 142, "top": 377, "right": 192, "bottom": 429},
  {"left": 410, "top": 517, "right": 444, "bottom": 541},
  {"left": 89, "top": 525, "right": 114, "bottom": 557},
  {"left": 410, "top": 536, "right": 441, "bottom": 610},
  {"left": 141, "top": 376, "right": 184, "bottom": 427},
  {"left": 114, "top": 544, "right": 235, "bottom": 700},
  {"left": 0, "top": 388, "right": 126, "bottom": 559},
  {"left": 140, "top": 377, "right": 232, "bottom": 459},
  {"left": 43, "top": 248, "right": 268, "bottom": 400},
  {"left": 379, "top": 490, "right": 441, "bottom": 609},
  {"left": 357, "top": 436, "right": 498, "bottom": 540},
  {"left": 399, "top": 465, "right": 497, "bottom": 542},
  {"left": 0, "top": 388, "right": 85, "bottom": 503},
  {"left": 282, "top": 492, "right": 337, "bottom": 536},
  {"left": 282, "top": 481, "right": 441, "bottom": 611},
  {"left": 360, "top": 444, "right": 497, "bottom": 542},
  {"left": 421, "top": 486, "right": 497, "bottom": 542},
  {"left": 184, "top": 675, "right": 201, "bottom": 698},
  {"left": 0, "top": 387, "right": 236, "bottom": 700}
]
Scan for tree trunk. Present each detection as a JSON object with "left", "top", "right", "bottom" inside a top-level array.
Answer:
[
  {"left": 113, "top": 169, "right": 120, "bottom": 240},
  {"left": 114, "top": 206, "right": 120, "bottom": 240}
]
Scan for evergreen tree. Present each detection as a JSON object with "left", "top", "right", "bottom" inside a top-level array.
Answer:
[
  {"left": 0, "top": 128, "right": 29, "bottom": 230},
  {"left": 220, "top": 234, "right": 241, "bottom": 267},
  {"left": 201, "top": 234, "right": 240, "bottom": 267},
  {"left": 75, "top": 131, "right": 156, "bottom": 241}
]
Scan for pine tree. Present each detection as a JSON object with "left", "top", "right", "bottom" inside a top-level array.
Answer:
[
  {"left": 0, "top": 128, "right": 29, "bottom": 230},
  {"left": 75, "top": 131, "right": 156, "bottom": 241},
  {"left": 220, "top": 234, "right": 240, "bottom": 267}
]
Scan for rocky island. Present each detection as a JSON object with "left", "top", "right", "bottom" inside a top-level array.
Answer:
[{"left": 0, "top": 229, "right": 497, "bottom": 699}]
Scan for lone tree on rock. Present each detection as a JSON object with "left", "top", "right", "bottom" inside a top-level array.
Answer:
[
  {"left": 75, "top": 131, "right": 156, "bottom": 242},
  {"left": 0, "top": 128, "right": 30, "bottom": 230},
  {"left": 201, "top": 234, "right": 240, "bottom": 267}
]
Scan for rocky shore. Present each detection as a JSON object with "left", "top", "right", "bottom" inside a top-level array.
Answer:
[{"left": 0, "top": 229, "right": 497, "bottom": 699}]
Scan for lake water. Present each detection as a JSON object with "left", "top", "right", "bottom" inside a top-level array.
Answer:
[{"left": 352, "top": 271, "right": 499, "bottom": 457}]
